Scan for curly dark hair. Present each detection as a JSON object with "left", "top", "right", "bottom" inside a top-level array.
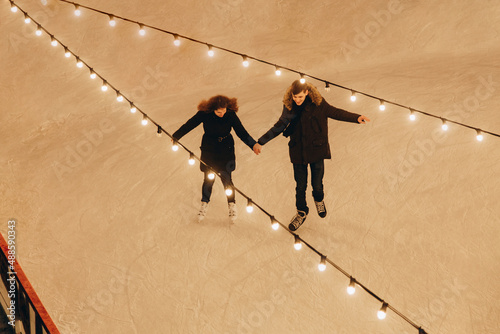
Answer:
[{"left": 198, "top": 95, "right": 238, "bottom": 113}]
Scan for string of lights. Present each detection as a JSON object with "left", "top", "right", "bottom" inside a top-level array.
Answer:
[
  {"left": 52, "top": 0, "right": 500, "bottom": 141},
  {"left": 8, "top": 1, "right": 430, "bottom": 333}
]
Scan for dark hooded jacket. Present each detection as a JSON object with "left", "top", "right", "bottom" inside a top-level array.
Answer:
[
  {"left": 173, "top": 110, "right": 256, "bottom": 173},
  {"left": 258, "top": 84, "right": 361, "bottom": 164}
]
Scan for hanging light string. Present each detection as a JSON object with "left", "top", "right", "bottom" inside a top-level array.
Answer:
[
  {"left": 8, "top": 3, "right": 430, "bottom": 333},
  {"left": 54, "top": 0, "right": 500, "bottom": 141}
]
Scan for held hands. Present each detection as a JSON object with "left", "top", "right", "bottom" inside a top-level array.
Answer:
[
  {"left": 358, "top": 115, "right": 370, "bottom": 124},
  {"left": 253, "top": 143, "right": 262, "bottom": 155}
]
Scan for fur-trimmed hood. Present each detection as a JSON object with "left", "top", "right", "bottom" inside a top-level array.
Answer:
[{"left": 282, "top": 83, "right": 323, "bottom": 110}]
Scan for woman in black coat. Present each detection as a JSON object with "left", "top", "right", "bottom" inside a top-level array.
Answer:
[{"left": 173, "top": 95, "right": 261, "bottom": 221}]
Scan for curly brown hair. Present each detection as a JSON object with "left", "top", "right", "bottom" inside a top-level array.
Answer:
[{"left": 197, "top": 95, "right": 238, "bottom": 113}]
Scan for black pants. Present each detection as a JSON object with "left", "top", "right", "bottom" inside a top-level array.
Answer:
[
  {"left": 293, "top": 160, "right": 325, "bottom": 214},
  {"left": 201, "top": 170, "right": 235, "bottom": 203}
]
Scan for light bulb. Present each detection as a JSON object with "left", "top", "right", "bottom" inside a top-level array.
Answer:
[
  {"left": 377, "top": 302, "right": 388, "bottom": 320},
  {"left": 318, "top": 256, "right": 327, "bottom": 271},
  {"left": 294, "top": 235, "right": 302, "bottom": 250},
  {"left": 101, "top": 81, "right": 108, "bottom": 91},
  {"left": 173, "top": 35, "right": 180, "bottom": 46},
  {"left": 225, "top": 188, "right": 233, "bottom": 196},
  {"left": 11, "top": 4, "right": 18, "bottom": 12},
  {"left": 90, "top": 70, "right": 97, "bottom": 79},
  {"left": 74, "top": 5, "right": 81, "bottom": 16},
  {"left": 476, "top": 130, "right": 483, "bottom": 141},
  {"left": 208, "top": 172, "right": 215, "bottom": 180},
  {"left": 24, "top": 15, "right": 31, "bottom": 24},
  {"left": 36, "top": 26, "right": 42, "bottom": 36},
  {"left": 139, "top": 24, "right": 145, "bottom": 36},
  {"left": 271, "top": 218, "right": 279, "bottom": 230},
  {"left": 299, "top": 75, "right": 306, "bottom": 84},
  {"left": 76, "top": 58, "right": 84, "bottom": 68},
  {"left": 51, "top": 37, "right": 58, "bottom": 47},
  {"left": 188, "top": 154, "right": 195, "bottom": 165},
  {"left": 275, "top": 67, "right": 281, "bottom": 76},
  {"left": 130, "top": 104, "right": 137, "bottom": 113},
  {"left": 441, "top": 120, "right": 448, "bottom": 131},
  {"left": 172, "top": 143, "right": 179, "bottom": 152},
  {"left": 409, "top": 109, "right": 416, "bottom": 121},
  {"left": 325, "top": 83, "right": 330, "bottom": 92},
  {"left": 207, "top": 45, "right": 214, "bottom": 57},
  {"left": 156, "top": 126, "right": 162, "bottom": 137},
  {"left": 141, "top": 116, "right": 148, "bottom": 126},
  {"left": 242, "top": 56, "right": 249, "bottom": 67},
  {"left": 350, "top": 91, "right": 357, "bottom": 102},
  {"left": 347, "top": 278, "right": 356, "bottom": 295},
  {"left": 108, "top": 15, "right": 116, "bottom": 27},
  {"left": 64, "top": 48, "right": 71, "bottom": 58},
  {"left": 379, "top": 100, "right": 386, "bottom": 111},
  {"left": 116, "top": 93, "right": 124, "bottom": 102},
  {"left": 246, "top": 200, "right": 254, "bottom": 213}
]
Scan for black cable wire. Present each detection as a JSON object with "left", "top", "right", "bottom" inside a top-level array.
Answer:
[
  {"left": 57, "top": 0, "right": 500, "bottom": 140},
  {"left": 11, "top": 3, "right": 430, "bottom": 333}
]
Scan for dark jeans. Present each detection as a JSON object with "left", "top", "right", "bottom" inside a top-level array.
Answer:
[
  {"left": 293, "top": 160, "right": 325, "bottom": 214},
  {"left": 202, "top": 171, "right": 235, "bottom": 203}
]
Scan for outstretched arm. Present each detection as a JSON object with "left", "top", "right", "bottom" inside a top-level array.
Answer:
[
  {"left": 230, "top": 113, "right": 258, "bottom": 152},
  {"left": 172, "top": 111, "right": 204, "bottom": 141},
  {"left": 257, "top": 106, "right": 293, "bottom": 145}
]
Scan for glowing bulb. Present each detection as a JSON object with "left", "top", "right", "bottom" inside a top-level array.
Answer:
[
  {"left": 299, "top": 75, "right": 306, "bottom": 84},
  {"left": 35, "top": 26, "right": 42, "bottom": 36},
  {"left": 275, "top": 67, "right": 281, "bottom": 76},
  {"left": 188, "top": 154, "right": 195, "bottom": 165},
  {"left": 225, "top": 188, "right": 233, "bottom": 196},
  {"left": 74, "top": 5, "right": 81, "bottom": 16},
  {"left": 207, "top": 45, "right": 214, "bottom": 57},
  {"left": 156, "top": 126, "right": 162, "bottom": 137},
  {"left": 108, "top": 15, "right": 116, "bottom": 27},
  {"left": 378, "top": 302, "right": 388, "bottom": 320},
  {"left": 318, "top": 256, "right": 327, "bottom": 271},
  {"left": 173, "top": 35, "right": 180, "bottom": 46},
  {"left": 139, "top": 24, "right": 146, "bottom": 36},
  {"left": 101, "top": 81, "right": 108, "bottom": 91},
  {"left": 409, "top": 109, "right": 416, "bottom": 121},
  {"left": 51, "top": 37, "right": 58, "bottom": 47},
  {"left": 294, "top": 235, "right": 302, "bottom": 251},
  {"left": 64, "top": 48, "right": 71, "bottom": 58},
  {"left": 89, "top": 70, "right": 97, "bottom": 79},
  {"left": 11, "top": 4, "right": 18, "bottom": 12},
  {"left": 172, "top": 143, "right": 179, "bottom": 152},
  {"left": 242, "top": 56, "right": 249, "bottom": 67},
  {"left": 76, "top": 58, "right": 83, "bottom": 68},
  {"left": 246, "top": 200, "right": 254, "bottom": 213},
  {"left": 208, "top": 172, "right": 215, "bottom": 180},
  {"left": 130, "top": 104, "right": 137, "bottom": 113},
  {"left": 24, "top": 15, "right": 31, "bottom": 24},
  {"left": 347, "top": 278, "right": 356, "bottom": 295},
  {"left": 441, "top": 120, "right": 448, "bottom": 131},
  {"left": 325, "top": 83, "right": 330, "bottom": 92},
  {"left": 116, "top": 93, "right": 124, "bottom": 102},
  {"left": 141, "top": 116, "right": 148, "bottom": 126},
  {"left": 379, "top": 100, "right": 386, "bottom": 111},
  {"left": 476, "top": 130, "right": 483, "bottom": 141},
  {"left": 271, "top": 218, "right": 279, "bottom": 230},
  {"left": 350, "top": 91, "right": 357, "bottom": 102}
]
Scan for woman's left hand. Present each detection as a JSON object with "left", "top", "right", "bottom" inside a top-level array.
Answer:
[{"left": 253, "top": 143, "right": 262, "bottom": 155}]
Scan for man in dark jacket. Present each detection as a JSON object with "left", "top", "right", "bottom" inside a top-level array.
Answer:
[{"left": 258, "top": 80, "right": 370, "bottom": 231}]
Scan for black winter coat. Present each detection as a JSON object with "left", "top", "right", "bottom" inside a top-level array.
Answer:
[
  {"left": 173, "top": 111, "right": 257, "bottom": 173},
  {"left": 258, "top": 96, "right": 360, "bottom": 164}
]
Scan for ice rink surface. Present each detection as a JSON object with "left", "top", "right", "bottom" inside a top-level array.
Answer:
[{"left": 1, "top": 0, "right": 499, "bottom": 333}]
